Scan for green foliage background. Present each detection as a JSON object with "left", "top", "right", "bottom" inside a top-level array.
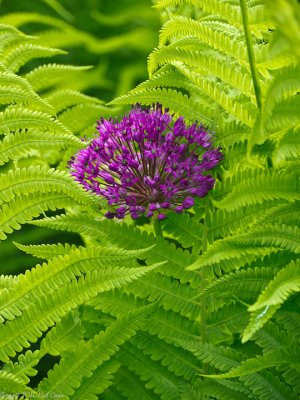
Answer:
[{"left": 0, "top": 0, "right": 299, "bottom": 399}]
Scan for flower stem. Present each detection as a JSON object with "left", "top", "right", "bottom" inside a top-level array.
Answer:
[
  {"left": 201, "top": 208, "right": 208, "bottom": 345},
  {"left": 201, "top": 200, "right": 209, "bottom": 373},
  {"left": 153, "top": 219, "right": 163, "bottom": 238},
  {"left": 239, "top": 0, "right": 262, "bottom": 111}
]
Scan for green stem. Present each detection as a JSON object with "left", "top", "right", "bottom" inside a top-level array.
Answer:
[
  {"left": 239, "top": 0, "right": 262, "bottom": 111},
  {"left": 200, "top": 210, "right": 208, "bottom": 345},
  {"left": 153, "top": 219, "right": 163, "bottom": 238}
]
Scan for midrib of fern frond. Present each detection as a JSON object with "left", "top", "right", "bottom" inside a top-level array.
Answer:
[
  {"left": 25, "top": 64, "right": 92, "bottom": 92},
  {"left": 123, "top": 273, "right": 200, "bottom": 320},
  {"left": 0, "top": 107, "right": 71, "bottom": 135},
  {"left": 188, "top": 224, "right": 300, "bottom": 272},
  {"left": 248, "top": 258, "right": 300, "bottom": 311},
  {"left": 70, "top": 360, "right": 120, "bottom": 400},
  {"left": 2, "top": 43, "right": 66, "bottom": 73},
  {"left": 0, "top": 130, "right": 83, "bottom": 166},
  {"left": 0, "top": 24, "right": 32, "bottom": 52},
  {"left": 148, "top": 45, "right": 255, "bottom": 100},
  {"left": 3, "top": 312, "right": 83, "bottom": 383},
  {"left": 14, "top": 242, "right": 79, "bottom": 260},
  {"left": 159, "top": 16, "right": 248, "bottom": 63},
  {"left": 45, "top": 89, "right": 104, "bottom": 113},
  {"left": 0, "top": 193, "right": 82, "bottom": 241},
  {"left": 29, "top": 214, "right": 199, "bottom": 286},
  {"left": 0, "top": 166, "right": 98, "bottom": 207},
  {"left": 0, "top": 268, "right": 159, "bottom": 362},
  {"left": 0, "top": 86, "right": 54, "bottom": 114},
  {"left": 177, "top": 68, "right": 256, "bottom": 126},
  {"left": 110, "top": 87, "right": 213, "bottom": 125},
  {"left": 37, "top": 305, "right": 155, "bottom": 397},
  {"left": 0, "top": 246, "right": 155, "bottom": 322}
]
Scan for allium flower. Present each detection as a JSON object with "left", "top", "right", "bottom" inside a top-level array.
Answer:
[{"left": 69, "top": 104, "right": 222, "bottom": 220}]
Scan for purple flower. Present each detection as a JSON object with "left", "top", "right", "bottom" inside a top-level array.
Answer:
[{"left": 69, "top": 104, "right": 222, "bottom": 220}]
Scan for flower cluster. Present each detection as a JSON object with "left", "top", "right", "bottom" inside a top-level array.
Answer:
[{"left": 69, "top": 104, "right": 222, "bottom": 220}]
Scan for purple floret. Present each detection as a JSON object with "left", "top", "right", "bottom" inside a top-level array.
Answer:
[{"left": 69, "top": 104, "right": 222, "bottom": 220}]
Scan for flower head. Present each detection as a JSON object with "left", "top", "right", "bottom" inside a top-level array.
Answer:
[{"left": 69, "top": 104, "right": 222, "bottom": 220}]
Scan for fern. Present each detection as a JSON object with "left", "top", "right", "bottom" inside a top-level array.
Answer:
[
  {"left": 0, "top": 107, "right": 71, "bottom": 135},
  {"left": 37, "top": 305, "right": 156, "bottom": 398},
  {"left": 25, "top": 64, "right": 92, "bottom": 92},
  {"left": 248, "top": 259, "right": 300, "bottom": 311},
  {"left": 0, "top": 0, "right": 299, "bottom": 399},
  {"left": 0, "top": 130, "right": 83, "bottom": 166},
  {"left": 2, "top": 43, "right": 66, "bottom": 73}
]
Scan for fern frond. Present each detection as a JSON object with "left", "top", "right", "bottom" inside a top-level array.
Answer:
[
  {"left": 277, "top": 365, "right": 300, "bottom": 397},
  {"left": 3, "top": 315, "right": 82, "bottom": 385},
  {"left": 0, "top": 24, "right": 31, "bottom": 51},
  {"left": 37, "top": 305, "right": 155, "bottom": 397},
  {"left": 217, "top": 120, "right": 251, "bottom": 147},
  {"left": 180, "top": 70, "right": 256, "bottom": 126},
  {"left": 59, "top": 103, "right": 110, "bottom": 134},
  {"left": 241, "top": 369, "right": 300, "bottom": 400},
  {"left": 0, "top": 69, "right": 36, "bottom": 92},
  {"left": 252, "top": 321, "right": 289, "bottom": 353},
  {"left": 159, "top": 17, "right": 248, "bottom": 63},
  {"left": 2, "top": 43, "right": 66, "bottom": 73},
  {"left": 162, "top": 212, "right": 203, "bottom": 249},
  {"left": 0, "top": 191, "right": 98, "bottom": 241},
  {"left": 0, "top": 245, "right": 156, "bottom": 322},
  {"left": 132, "top": 331, "right": 200, "bottom": 380},
  {"left": 40, "top": 310, "right": 84, "bottom": 356},
  {"left": 188, "top": 224, "right": 300, "bottom": 272},
  {"left": 0, "top": 267, "right": 158, "bottom": 362},
  {"left": 70, "top": 359, "right": 120, "bottom": 400},
  {"left": 0, "top": 86, "right": 54, "bottom": 113},
  {"left": 0, "top": 274, "right": 18, "bottom": 290},
  {"left": 267, "top": 95, "right": 300, "bottom": 133},
  {"left": 148, "top": 45, "right": 254, "bottom": 99},
  {"left": 233, "top": 224, "right": 300, "bottom": 253},
  {"left": 0, "top": 370, "right": 29, "bottom": 395},
  {"left": 242, "top": 304, "right": 279, "bottom": 343},
  {"left": 132, "top": 67, "right": 203, "bottom": 95},
  {"left": 90, "top": 291, "right": 199, "bottom": 346},
  {"left": 173, "top": 338, "right": 243, "bottom": 372},
  {"left": 154, "top": 0, "right": 243, "bottom": 31},
  {"left": 207, "top": 202, "right": 283, "bottom": 241},
  {"left": 3, "top": 312, "right": 82, "bottom": 384},
  {"left": 46, "top": 89, "right": 104, "bottom": 113},
  {"left": 34, "top": 214, "right": 198, "bottom": 285},
  {"left": 276, "top": 310, "right": 300, "bottom": 342},
  {"left": 0, "top": 166, "right": 99, "bottom": 208},
  {"left": 204, "top": 267, "right": 275, "bottom": 311},
  {"left": 112, "top": 365, "right": 157, "bottom": 400},
  {"left": 248, "top": 258, "right": 300, "bottom": 311},
  {"left": 110, "top": 87, "right": 213, "bottom": 125},
  {"left": 14, "top": 242, "right": 79, "bottom": 260},
  {"left": 204, "top": 348, "right": 298, "bottom": 381},
  {"left": 0, "top": 130, "right": 83, "bottom": 166},
  {"left": 206, "top": 303, "right": 249, "bottom": 343},
  {"left": 213, "top": 170, "right": 300, "bottom": 211},
  {"left": 25, "top": 63, "right": 92, "bottom": 92},
  {"left": 263, "top": 64, "right": 300, "bottom": 116},
  {"left": 3, "top": 350, "right": 40, "bottom": 385},
  {"left": 124, "top": 273, "right": 200, "bottom": 320},
  {"left": 273, "top": 126, "right": 300, "bottom": 166},
  {"left": 117, "top": 341, "right": 181, "bottom": 399},
  {"left": 0, "top": 107, "right": 71, "bottom": 135},
  {"left": 187, "top": 244, "right": 276, "bottom": 275}
]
